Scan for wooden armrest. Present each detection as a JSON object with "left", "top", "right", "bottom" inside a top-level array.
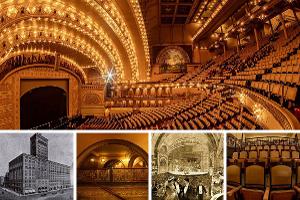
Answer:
[
  {"left": 227, "top": 186, "right": 242, "bottom": 197},
  {"left": 294, "top": 185, "right": 300, "bottom": 193},
  {"left": 263, "top": 187, "right": 270, "bottom": 200}
]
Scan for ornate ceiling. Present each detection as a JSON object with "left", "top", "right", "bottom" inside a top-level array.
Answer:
[
  {"left": 1, "top": 0, "right": 297, "bottom": 82},
  {"left": 152, "top": 133, "right": 223, "bottom": 154},
  {"left": 0, "top": 0, "right": 151, "bottom": 82}
]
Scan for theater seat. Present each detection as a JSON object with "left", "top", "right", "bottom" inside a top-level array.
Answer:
[
  {"left": 227, "top": 165, "right": 242, "bottom": 200},
  {"left": 238, "top": 151, "right": 248, "bottom": 167},
  {"left": 248, "top": 151, "right": 258, "bottom": 163},
  {"left": 292, "top": 151, "right": 300, "bottom": 164},
  {"left": 229, "top": 152, "right": 239, "bottom": 164},
  {"left": 259, "top": 150, "right": 269, "bottom": 167},
  {"left": 240, "top": 165, "right": 269, "bottom": 200},
  {"left": 294, "top": 164, "right": 300, "bottom": 194},
  {"left": 269, "top": 165, "right": 296, "bottom": 200},
  {"left": 281, "top": 150, "right": 292, "bottom": 163},
  {"left": 270, "top": 150, "right": 280, "bottom": 163}
]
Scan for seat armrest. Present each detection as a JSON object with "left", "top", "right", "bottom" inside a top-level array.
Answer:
[
  {"left": 227, "top": 186, "right": 242, "bottom": 197},
  {"left": 263, "top": 187, "right": 270, "bottom": 200},
  {"left": 294, "top": 185, "right": 300, "bottom": 193}
]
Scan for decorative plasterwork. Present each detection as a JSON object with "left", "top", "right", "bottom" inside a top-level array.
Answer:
[
  {"left": 0, "top": 0, "right": 151, "bottom": 82},
  {"left": 83, "top": 0, "right": 140, "bottom": 81},
  {"left": 0, "top": 25, "right": 108, "bottom": 76},
  {"left": 0, "top": 49, "right": 88, "bottom": 83},
  {"left": 129, "top": 0, "right": 151, "bottom": 79},
  {"left": 192, "top": 0, "right": 230, "bottom": 40},
  {"left": 0, "top": 3, "right": 125, "bottom": 80}
]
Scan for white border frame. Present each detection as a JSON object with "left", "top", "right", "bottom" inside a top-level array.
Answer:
[{"left": 1, "top": 129, "right": 300, "bottom": 200}]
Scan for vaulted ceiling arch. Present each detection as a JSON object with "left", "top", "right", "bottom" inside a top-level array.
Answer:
[{"left": 0, "top": 0, "right": 150, "bottom": 82}]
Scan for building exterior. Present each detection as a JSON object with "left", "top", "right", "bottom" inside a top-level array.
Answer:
[
  {"left": 5, "top": 134, "right": 71, "bottom": 195},
  {"left": 30, "top": 133, "right": 48, "bottom": 161}
]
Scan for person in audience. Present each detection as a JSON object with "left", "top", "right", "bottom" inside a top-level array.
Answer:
[
  {"left": 197, "top": 181, "right": 207, "bottom": 200},
  {"left": 164, "top": 177, "right": 179, "bottom": 200}
]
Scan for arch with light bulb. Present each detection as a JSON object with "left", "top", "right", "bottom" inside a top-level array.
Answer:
[
  {"left": 0, "top": 50, "right": 88, "bottom": 83},
  {"left": 0, "top": 0, "right": 151, "bottom": 81}
]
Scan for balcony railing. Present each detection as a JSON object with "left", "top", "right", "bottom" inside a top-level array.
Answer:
[{"left": 77, "top": 168, "right": 148, "bottom": 183}]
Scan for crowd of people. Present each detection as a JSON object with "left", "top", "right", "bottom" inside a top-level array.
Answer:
[{"left": 152, "top": 176, "right": 208, "bottom": 200}]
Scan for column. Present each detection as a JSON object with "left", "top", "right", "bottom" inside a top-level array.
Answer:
[
  {"left": 268, "top": 18, "right": 274, "bottom": 35},
  {"left": 236, "top": 34, "right": 240, "bottom": 54},
  {"left": 254, "top": 27, "right": 260, "bottom": 51},
  {"left": 193, "top": 45, "right": 201, "bottom": 63},
  {"left": 279, "top": 13, "right": 288, "bottom": 39},
  {"left": 292, "top": 9, "right": 299, "bottom": 25}
]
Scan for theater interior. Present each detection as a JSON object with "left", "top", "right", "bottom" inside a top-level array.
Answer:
[
  {"left": 77, "top": 133, "right": 148, "bottom": 199},
  {"left": 152, "top": 133, "right": 224, "bottom": 200},
  {"left": 227, "top": 133, "right": 300, "bottom": 200},
  {"left": 0, "top": 0, "right": 299, "bottom": 130}
]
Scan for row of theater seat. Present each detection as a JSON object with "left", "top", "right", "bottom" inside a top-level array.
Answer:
[
  {"left": 77, "top": 88, "right": 261, "bottom": 129},
  {"left": 227, "top": 164, "right": 300, "bottom": 200},
  {"left": 179, "top": 23, "right": 300, "bottom": 114}
]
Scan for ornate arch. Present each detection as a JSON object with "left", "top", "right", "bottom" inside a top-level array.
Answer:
[
  {"left": 77, "top": 139, "right": 148, "bottom": 168},
  {"left": 0, "top": 0, "right": 151, "bottom": 81},
  {"left": 0, "top": 51, "right": 87, "bottom": 83},
  {"left": 128, "top": 154, "right": 148, "bottom": 168},
  {"left": 153, "top": 133, "right": 222, "bottom": 172}
]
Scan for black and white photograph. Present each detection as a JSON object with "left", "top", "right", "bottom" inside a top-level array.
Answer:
[
  {"left": 152, "top": 133, "right": 224, "bottom": 200},
  {"left": 0, "top": 133, "right": 74, "bottom": 200}
]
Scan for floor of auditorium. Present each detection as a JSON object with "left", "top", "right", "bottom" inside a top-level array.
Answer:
[{"left": 77, "top": 184, "right": 148, "bottom": 200}]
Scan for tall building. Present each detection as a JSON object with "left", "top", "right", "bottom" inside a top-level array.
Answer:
[
  {"left": 5, "top": 133, "right": 71, "bottom": 195},
  {"left": 30, "top": 133, "right": 48, "bottom": 160}
]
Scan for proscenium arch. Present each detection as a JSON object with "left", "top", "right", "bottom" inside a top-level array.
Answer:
[
  {"left": 0, "top": 2, "right": 124, "bottom": 68},
  {"left": 0, "top": 18, "right": 124, "bottom": 79},
  {"left": 0, "top": 51, "right": 87, "bottom": 83},
  {"left": 0, "top": 25, "right": 110, "bottom": 78},
  {"left": 20, "top": 86, "right": 67, "bottom": 129},
  {"left": 0, "top": 60, "right": 87, "bottom": 85},
  {"left": 77, "top": 139, "right": 148, "bottom": 169},
  {"left": 0, "top": 0, "right": 151, "bottom": 81},
  {"left": 153, "top": 133, "right": 219, "bottom": 169}
]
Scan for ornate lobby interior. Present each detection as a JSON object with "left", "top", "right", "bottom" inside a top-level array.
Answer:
[
  {"left": 0, "top": 0, "right": 299, "bottom": 130},
  {"left": 77, "top": 133, "right": 148, "bottom": 199},
  {"left": 152, "top": 133, "right": 224, "bottom": 200}
]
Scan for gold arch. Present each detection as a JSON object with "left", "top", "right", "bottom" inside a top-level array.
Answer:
[
  {"left": 0, "top": 0, "right": 151, "bottom": 82},
  {"left": 0, "top": 25, "right": 109, "bottom": 77},
  {"left": 0, "top": 3, "right": 125, "bottom": 80},
  {"left": 0, "top": 49, "right": 88, "bottom": 83}
]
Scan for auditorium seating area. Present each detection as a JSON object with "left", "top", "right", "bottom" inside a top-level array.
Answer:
[
  {"left": 29, "top": 20, "right": 300, "bottom": 130},
  {"left": 227, "top": 134, "right": 300, "bottom": 200},
  {"left": 205, "top": 25, "right": 299, "bottom": 109},
  {"left": 76, "top": 87, "right": 262, "bottom": 130},
  {"left": 71, "top": 23, "right": 300, "bottom": 130},
  {"left": 2, "top": 0, "right": 299, "bottom": 130}
]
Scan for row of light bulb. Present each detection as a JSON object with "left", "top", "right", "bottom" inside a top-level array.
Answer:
[{"left": 1, "top": 0, "right": 149, "bottom": 82}]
